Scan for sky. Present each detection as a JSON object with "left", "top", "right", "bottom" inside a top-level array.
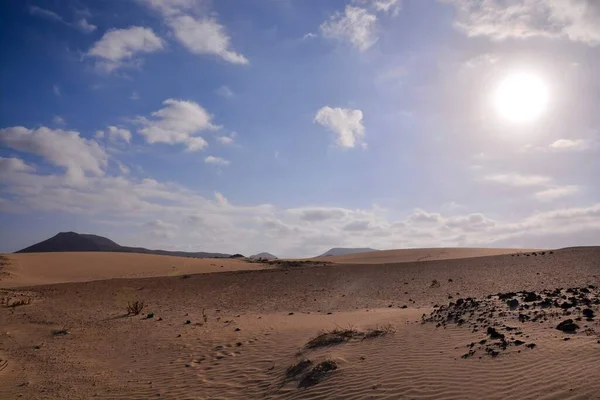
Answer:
[{"left": 1, "top": 0, "right": 599, "bottom": 257}]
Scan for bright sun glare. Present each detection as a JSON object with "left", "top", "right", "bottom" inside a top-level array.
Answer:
[{"left": 493, "top": 72, "right": 549, "bottom": 123}]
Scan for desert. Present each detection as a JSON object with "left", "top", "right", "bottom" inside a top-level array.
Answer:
[{"left": 2, "top": 244, "right": 600, "bottom": 399}]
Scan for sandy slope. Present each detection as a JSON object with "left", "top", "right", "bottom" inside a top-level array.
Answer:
[
  {"left": 1, "top": 247, "right": 599, "bottom": 399},
  {"left": 0, "top": 252, "right": 270, "bottom": 288},
  {"left": 314, "top": 247, "right": 543, "bottom": 264}
]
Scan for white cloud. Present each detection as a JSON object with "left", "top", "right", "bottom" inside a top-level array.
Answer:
[
  {"left": 106, "top": 126, "right": 132, "bottom": 143},
  {"left": 130, "top": 91, "right": 140, "bottom": 100},
  {"left": 216, "top": 135, "right": 234, "bottom": 145},
  {"left": 145, "top": 219, "right": 179, "bottom": 238},
  {"left": 444, "top": 0, "right": 600, "bottom": 45},
  {"left": 320, "top": 5, "right": 378, "bottom": 51},
  {"left": 204, "top": 156, "right": 230, "bottom": 166},
  {"left": 53, "top": 116, "right": 66, "bottom": 126},
  {"left": 343, "top": 220, "right": 371, "bottom": 231},
  {"left": 0, "top": 157, "right": 35, "bottom": 173},
  {"left": 535, "top": 185, "right": 581, "bottom": 201},
  {"left": 169, "top": 16, "right": 248, "bottom": 64},
  {"left": 314, "top": 106, "right": 366, "bottom": 148},
  {"left": 445, "top": 213, "right": 496, "bottom": 231},
  {"left": 137, "top": 99, "right": 217, "bottom": 151},
  {"left": 1, "top": 150, "right": 599, "bottom": 255},
  {"left": 0, "top": 126, "right": 107, "bottom": 182},
  {"left": 53, "top": 84, "right": 61, "bottom": 97},
  {"left": 29, "top": 6, "right": 63, "bottom": 22},
  {"left": 550, "top": 138, "right": 590, "bottom": 151},
  {"left": 483, "top": 173, "right": 552, "bottom": 187},
  {"left": 142, "top": 0, "right": 248, "bottom": 65},
  {"left": 30, "top": 6, "right": 96, "bottom": 34},
  {"left": 215, "top": 191, "right": 229, "bottom": 206},
  {"left": 141, "top": 0, "right": 205, "bottom": 17},
  {"left": 76, "top": 18, "right": 97, "bottom": 33},
  {"left": 302, "top": 32, "right": 317, "bottom": 40},
  {"left": 216, "top": 85, "right": 234, "bottom": 98},
  {"left": 287, "top": 207, "right": 347, "bottom": 222},
  {"left": 185, "top": 137, "right": 208, "bottom": 151},
  {"left": 87, "top": 26, "right": 164, "bottom": 72},
  {"left": 354, "top": 0, "right": 402, "bottom": 15}
]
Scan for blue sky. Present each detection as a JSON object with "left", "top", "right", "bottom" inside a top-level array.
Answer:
[{"left": 1, "top": 0, "right": 599, "bottom": 257}]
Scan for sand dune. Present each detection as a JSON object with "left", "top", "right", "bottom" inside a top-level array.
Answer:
[
  {"left": 0, "top": 252, "right": 270, "bottom": 288},
  {"left": 1, "top": 247, "right": 599, "bottom": 399},
  {"left": 314, "top": 247, "right": 543, "bottom": 264}
]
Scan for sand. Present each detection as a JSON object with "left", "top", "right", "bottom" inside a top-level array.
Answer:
[
  {"left": 0, "top": 252, "right": 271, "bottom": 288},
  {"left": 1, "top": 247, "right": 600, "bottom": 399},
  {"left": 313, "top": 247, "right": 543, "bottom": 264}
]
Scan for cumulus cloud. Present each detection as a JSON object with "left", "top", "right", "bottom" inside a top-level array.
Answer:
[
  {"left": 320, "top": 6, "right": 378, "bottom": 51},
  {"left": 204, "top": 156, "right": 230, "bottom": 166},
  {"left": 483, "top": 173, "right": 552, "bottom": 187},
  {"left": 0, "top": 157, "right": 35, "bottom": 173},
  {"left": 142, "top": 0, "right": 248, "bottom": 64},
  {"left": 104, "top": 126, "right": 132, "bottom": 143},
  {"left": 287, "top": 207, "right": 347, "bottom": 222},
  {"left": 343, "top": 220, "right": 371, "bottom": 231},
  {"left": 136, "top": 99, "right": 217, "bottom": 151},
  {"left": 0, "top": 126, "right": 107, "bottom": 182},
  {"left": 87, "top": 26, "right": 164, "bottom": 72},
  {"left": 1, "top": 150, "right": 599, "bottom": 255},
  {"left": 217, "top": 135, "right": 234, "bottom": 145},
  {"left": 445, "top": 213, "right": 496, "bottom": 231},
  {"left": 444, "top": 0, "right": 600, "bottom": 45},
  {"left": 550, "top": 138, "right": 590, "bottom": 151},
  {"left": 314, "top": 106, "right": 366, "bottom": 148}
]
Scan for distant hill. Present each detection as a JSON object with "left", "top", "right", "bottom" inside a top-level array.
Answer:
[
  {"left": 250, "top": 252, "right": 278, "bottom": 260},
  {"left": 15, "top": 232, "right": 231, "bottom": 259},
  {"left": 317, "top": 247, "right": 378, "bottom": 257}
]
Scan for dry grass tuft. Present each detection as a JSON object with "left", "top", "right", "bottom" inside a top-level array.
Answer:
[
  {"left": 363, "top": 324, "right": 396, "bottom": 340},
  {"left": 305, "top": 327, "right": 360, "bottom": 349},
  {"left": 126, "top": 300, "right": 145, "bottom": 315},
  {"left": 285, "top": 359, "right": 312, "bottom": 379},
  {"left": 298, "top": 360, "right": 338, "bottom": 388},
  {"left": 2, "top": 297, "right": 32, "bottom": 308}
]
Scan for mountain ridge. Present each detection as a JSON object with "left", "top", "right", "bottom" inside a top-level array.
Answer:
[{"left": 15, "top": 232, "right": 231, "bottom": 259}]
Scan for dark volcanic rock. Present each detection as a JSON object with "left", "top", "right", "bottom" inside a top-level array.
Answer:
[
  {"left": 507, "top": 299, "right": 519, "bottom": 309},
  {"left": 582, "top": 309, "right": 594, "bottom": 319},
  {"left": 556, "top": 319, "right": 579, "bottom": 332},
  {"left": 487, "top": 327, "right": 505, "bottom": 340},
  {"left": 522, "top": 292, "right": 539, "bottom": 302}
]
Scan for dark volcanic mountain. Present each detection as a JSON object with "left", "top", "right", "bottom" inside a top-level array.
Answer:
[
  {"left": 250, "top": 252, "right": 278, "bottom": 260},
  {"left": 16, "top": 232, "right": 230, "bottom": 259}
]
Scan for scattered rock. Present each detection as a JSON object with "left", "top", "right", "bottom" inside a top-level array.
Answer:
[
  {"left": 507, "top": 299, "right": 519, "bottom": 309},
  {"left": 487, "top": 327, "right": 505, "bottom": 340},
  {"left": 556, "top": 319, "right": 579, "bottom": 332},
  {"left": 582, "top": 309, "right": 594, "bottom": 319}
]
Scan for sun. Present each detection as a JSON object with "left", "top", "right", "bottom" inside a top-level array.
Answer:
[{"left": 493, "top": 72, "right": 549, "bottom": 123}]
